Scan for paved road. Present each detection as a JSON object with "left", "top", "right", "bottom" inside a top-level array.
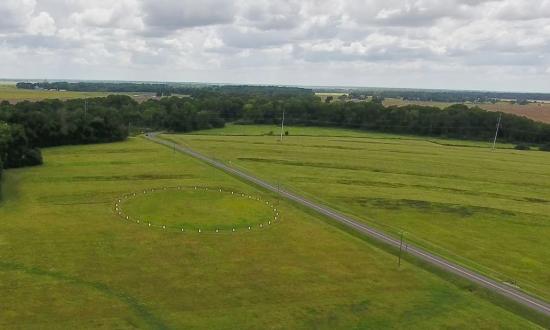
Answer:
[{"left": 145, "top": 133, "right": 550, "bottom": 318}]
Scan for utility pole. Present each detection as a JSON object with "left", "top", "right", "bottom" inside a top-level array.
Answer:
[
  {"left": 492, "top": 113, "right": 502, "bottom": 150},
  {"left": 279, "top": 110, "right": 285, "bottom": 142}
]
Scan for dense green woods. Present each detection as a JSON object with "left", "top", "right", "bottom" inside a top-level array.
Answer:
[
  {"left": 16, "top": 82, "right": 313, "bottom": 97},
  {"left": 2, "top": 89, "right": 550, "bottom": 194},
  {"left": 237, "top": 96, "right": 550, "bottom": 143},
  {"left": 0, "top": 95, "right": 226, "bottom": 171},
  {"left": 0, "top": 121, "right": 42, "bottom": 188}
]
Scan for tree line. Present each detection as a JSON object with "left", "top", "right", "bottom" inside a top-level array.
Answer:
[
  {"left": 344, "top": 89, "right": 550, "bottom": 103},
  {"left": 16, "top": 82, "right": 313, "bottom": 97},
  {"left": 2, "top": 92, "right": 550, "bottom": 195},
  {"left": 0, "top": 95, "right": 226, "bottom": 193},
  {"left": 237, "top": 98, "right": 550, "bottom": 143}
]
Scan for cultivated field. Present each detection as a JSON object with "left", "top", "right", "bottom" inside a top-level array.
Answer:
[
  {"left": 315, "top": 92, "right": 348, "bottom": 102},
  {"left": 165, "top": 124, "right": 550, "bottom": 303},
  {"left": 0, "top": 137, "right": 541, "bottom": 328},
  {"left": 0, "top": 84, "right": 113, "bottom": 103},
  {"left": 382, "top": 98, "right": 550, "bottom": 124},
  {"left": 0, "top": 84, "right": 162, "bottom": 104}
]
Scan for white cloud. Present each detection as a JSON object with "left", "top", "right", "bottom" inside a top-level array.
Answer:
[
  {"left": 0, "top": 0, "right": 549, "bottom": 92},
  {"left": 28, "top": 12, "right": 56, "bottom": 36},
  {"left": 0, "top": 0, "right": 36, "bottom": 30}
]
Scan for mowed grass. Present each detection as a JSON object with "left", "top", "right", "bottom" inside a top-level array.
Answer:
[
  {"left": 165, "top": 124, "right": 550, "bottom": 302},
  {"left": 0, "top": 137, "right": 542, "bottom": 328},
  {"left": 122, "top": 189, "right": 276, "bottom": 230}
]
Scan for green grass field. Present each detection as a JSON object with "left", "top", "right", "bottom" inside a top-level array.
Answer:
[
  {"left": 165, "top": 124, "right": 550, "bottom": 303},
  {"left": 121, "top": 187, "right": 278, "bottom": 231},
  {"left": 0, "top": 136, "right": 543, "bottom": 328}
]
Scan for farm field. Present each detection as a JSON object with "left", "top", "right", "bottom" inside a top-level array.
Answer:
[
  {"left": 0, "top": 83, "right": 164, "bottom": 104},
  {"left": 315, "top": 92, "right": 348, "bottom": 102},
  {"left": 165, "top": 124, "right": 550, "bottom": 303},
  {"left": 0, "top": 84, "right": 113, "bottom": 103},
  {"left": 0, "top": 137, "right": 542, "bottom": 328},
  {"left": 381, "top": 98, "right": 550, "bottom": 124}
]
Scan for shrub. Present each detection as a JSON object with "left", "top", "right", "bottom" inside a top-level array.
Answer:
[
  {"left": 540, "top": 143, "right": 550, "bottom": 152},
  {"left": 23, "top": 148, "right": 43, "bottom": 166},
  {"left": 285, "top": 130, "right": 289, "bottom": 136}
]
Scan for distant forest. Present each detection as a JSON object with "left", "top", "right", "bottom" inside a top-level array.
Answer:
[
  {"left": 16, "top": 82, "right": 313, "bottom": 97},
  {"left": 17, "top": 81, "right": 550, "bottom": 103},
  {"left": 346, "top": 89, "right": 550, "bottom": 103},
  {"left": 2, "top": 87, "right": 550, "bottom": 193}
]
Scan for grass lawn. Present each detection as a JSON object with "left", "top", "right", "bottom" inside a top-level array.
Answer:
[
  {"left": 0, "top": 137, "right": 543, "bottom": 328},
  {"left": 165, "top": 124, "right": 550, "bottom": 302}
]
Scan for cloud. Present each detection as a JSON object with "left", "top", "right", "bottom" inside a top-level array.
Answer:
[
  {"left": 141, "top": 0, "right": 235, "bottom": 30},
  {"left": 239, "top": 0, "right": 302, "bottom": 30},
  {"left": 28, "top": 12, "right": 56, "bottom": 36},
  {"left": 0, "top": 0, "right": 36, "bottom": 30},
  {"left": 0, "top": 0, "right": 549, "bottom": 92}
]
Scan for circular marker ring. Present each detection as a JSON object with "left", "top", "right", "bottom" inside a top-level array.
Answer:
[{"left": 113, "top": 185, "right": 281, "bottom": 234}]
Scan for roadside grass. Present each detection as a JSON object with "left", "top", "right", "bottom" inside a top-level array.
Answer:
[
  {"left": 165, "top": 124, "right": 550, "bottom": 303},
  {"left": 0, "top": 137, "right": 542, "bottom": 328}
]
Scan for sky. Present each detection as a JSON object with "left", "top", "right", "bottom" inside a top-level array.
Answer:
[{"left": 0, "top": 0, "right": 549, "bottom": 92}]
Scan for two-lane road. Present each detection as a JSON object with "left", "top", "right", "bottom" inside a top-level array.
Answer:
[{"left": 145, "top": 133, "right": 550, "bottom": 318}]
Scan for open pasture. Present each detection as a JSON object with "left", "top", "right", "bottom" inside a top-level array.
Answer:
[
  {"left": 166, "top": 124, "right": 550, "bottom": 302},
  {"left": 118, "top": 186, "right": 279, "bottom": 232},
  {"left": 0, "top": 136, "right": 541, "bottom": 328}
]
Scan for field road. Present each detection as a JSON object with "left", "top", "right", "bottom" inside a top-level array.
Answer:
[{"left": 145, "top": 133, "right": 550, "bottom": 318}]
